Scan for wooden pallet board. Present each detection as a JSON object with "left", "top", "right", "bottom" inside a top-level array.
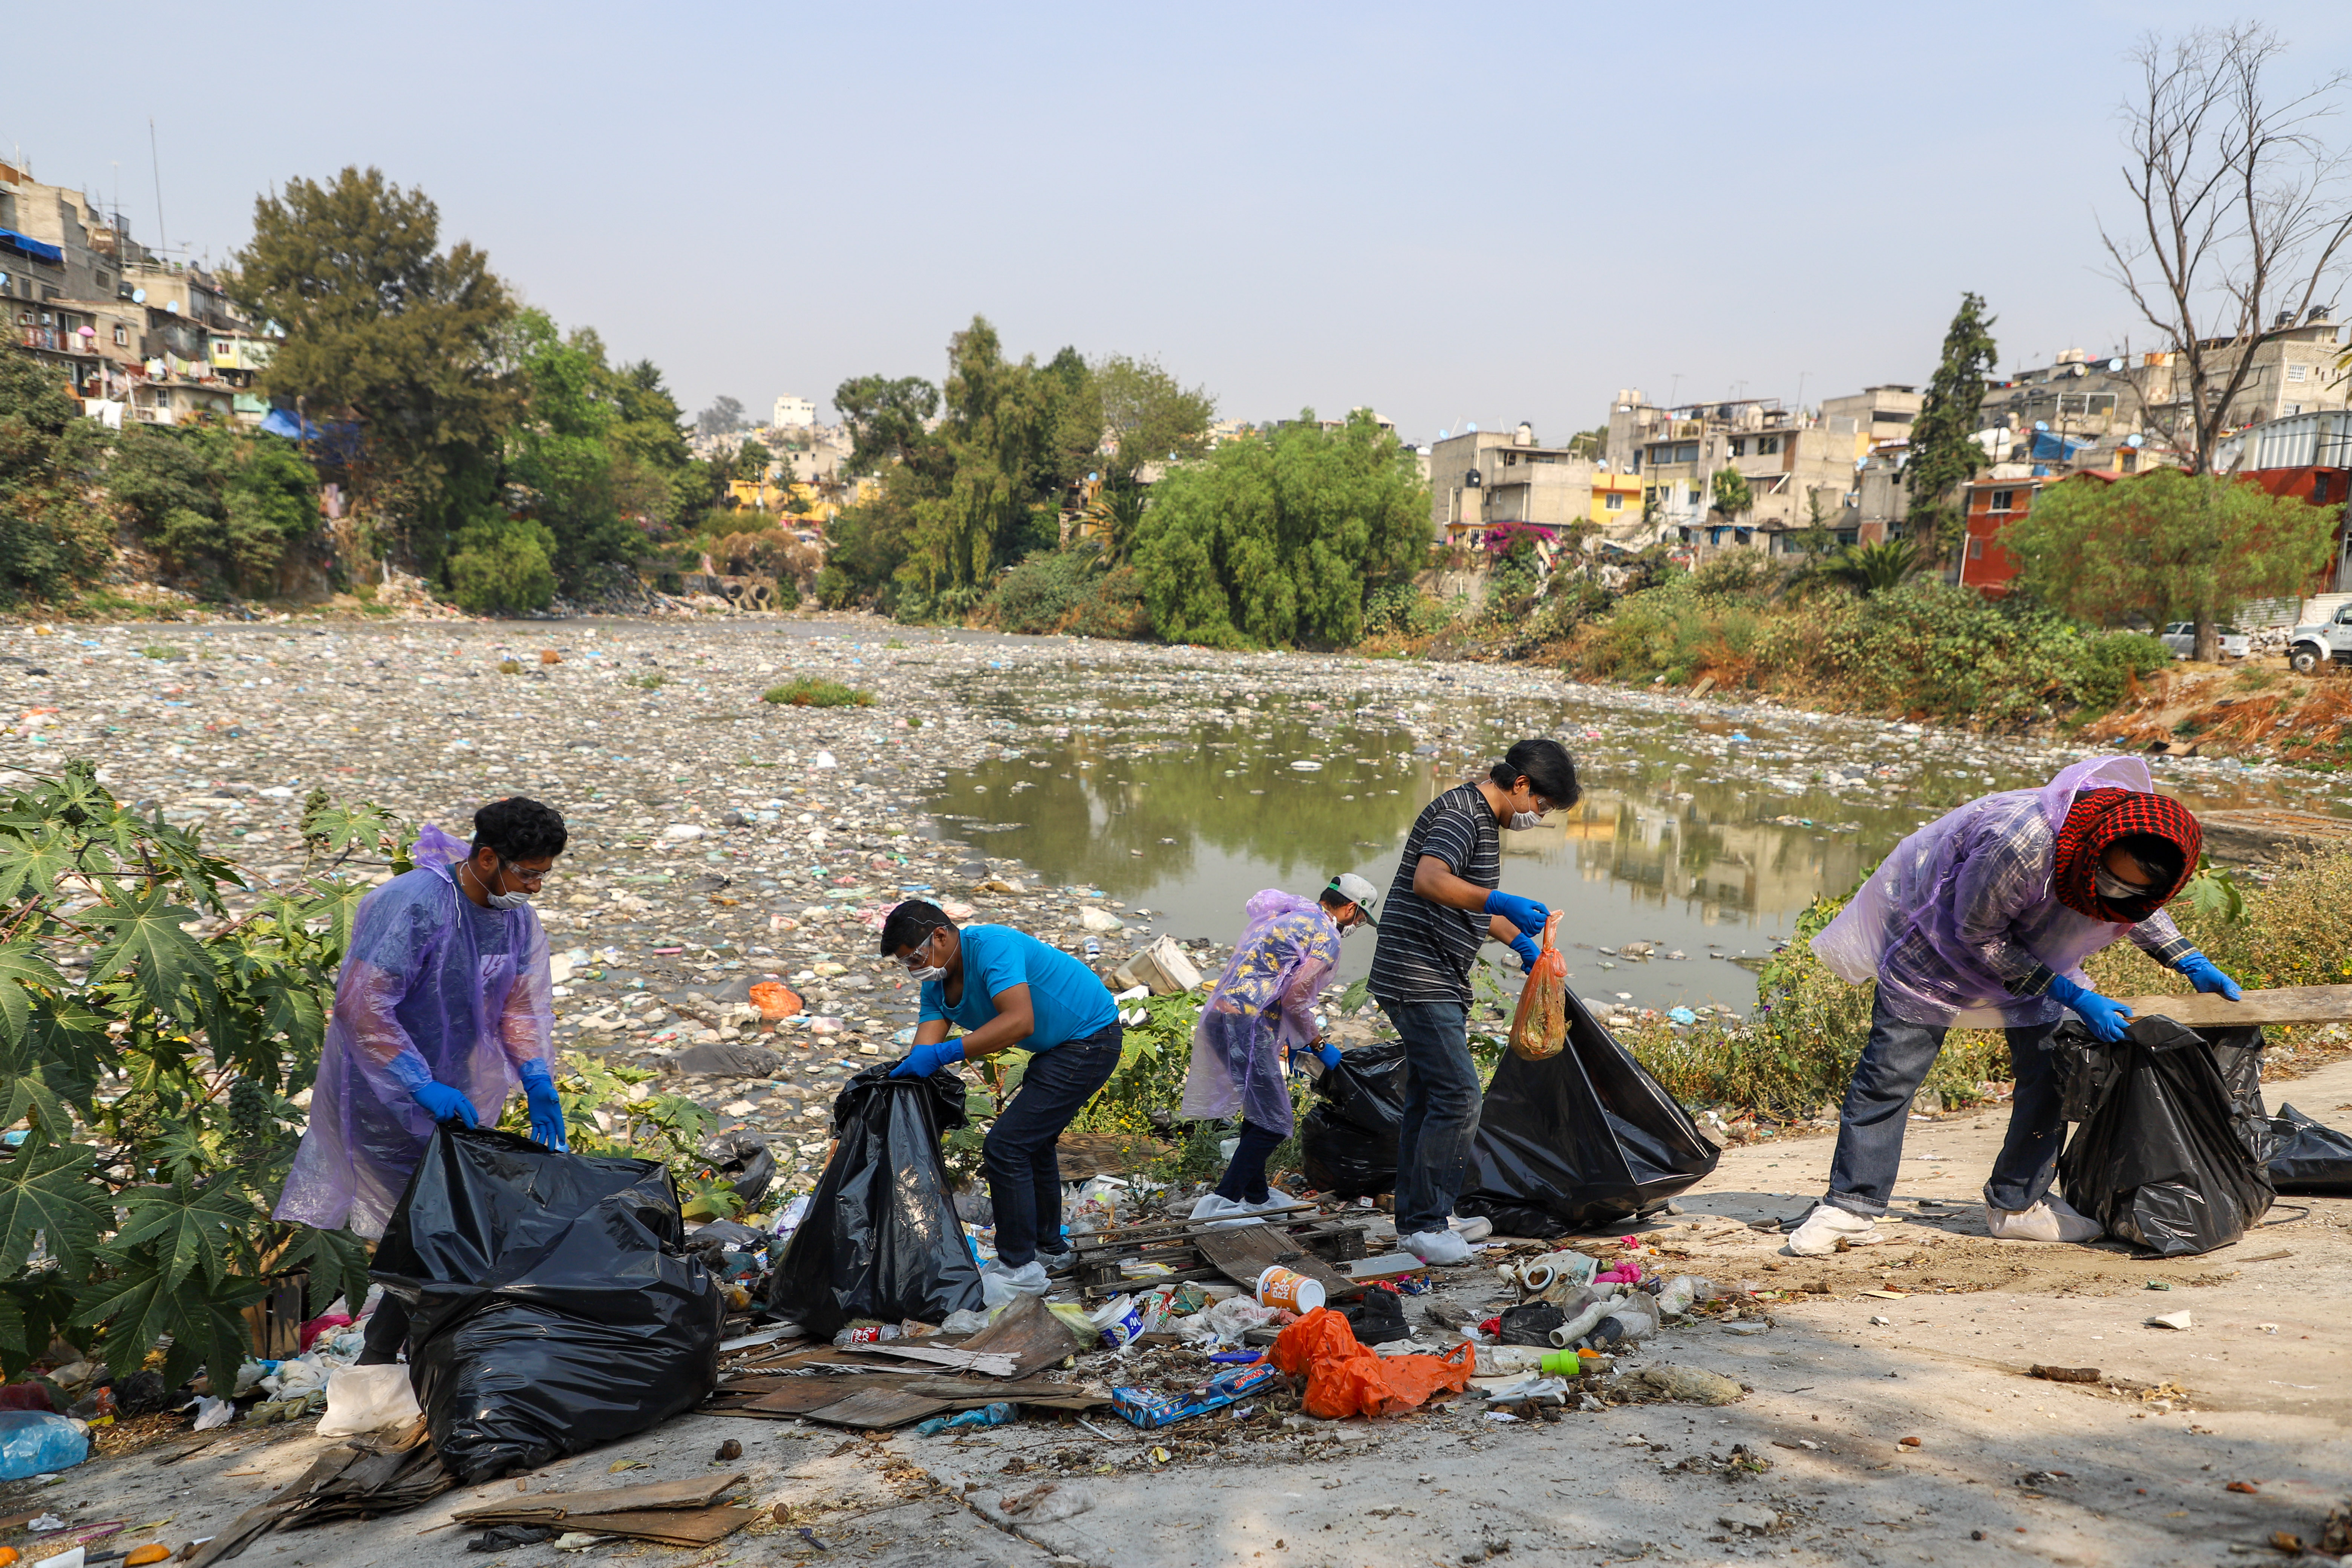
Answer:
[
  {"left": 1193, "top": 1223, "right": 1363, "bottom": 1302},
  {"left": 2112, "top": 983, "right": 2352, "bottom": 1029}
]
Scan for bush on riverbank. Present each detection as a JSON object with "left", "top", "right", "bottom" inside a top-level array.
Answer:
[
  {"left": 977, "top": 550, "right": 1149, "bottom": 638},
  {"left": 1559, "top": 573, "right": 2169, "bottom": 727}
]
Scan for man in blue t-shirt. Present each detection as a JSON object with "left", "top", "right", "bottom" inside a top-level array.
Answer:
[{"left": 883, "top": 900, "right": 1122, "bottom": 1297}]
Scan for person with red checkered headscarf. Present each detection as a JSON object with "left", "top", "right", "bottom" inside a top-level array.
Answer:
[{"left": 1792, "top": 756, "right": 2241, "bottom": 1253}]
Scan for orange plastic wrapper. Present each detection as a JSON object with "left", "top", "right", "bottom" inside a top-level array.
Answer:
[
  {"left": 749, "top": 981, "right": 804, "bottom": 1021},
  {"left": 1508, "top": 912, "right": 1568, "bottom": 1061},
  {"left": 1270, "top": 1307, "right": 1473, "bottom": 1419}
]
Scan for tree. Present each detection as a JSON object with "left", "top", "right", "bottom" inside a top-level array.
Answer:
[
  {"left": 2102, "top": 25, "right": 2352, "bottom": 496},
  {"left": 1710, "top": 467, "right": 1753, "bottom": 518},
  {"left": 734, "top": 438, "right": 772, "bottom": 487},
  {"left": 832, "top": 375, "right": 940, "bottom": 475},
  {"left": 1824, "top": 539, "right": 1925, "bottom": 595},
  {"left": 695, "top": 395, "right": 746, "bottom": 438},
  {"left": 1565, "top": 426, "right": 1609, "bottom": 459},
  {"left": 501, "top": 311, "right": 630, "bottom": 593},
  {"left": 1133, "top": 410, "right": 1429, "bottom": 648},
  {"left": 2001, "top": 469, "right": 2333, "bottom": 648},
  {"left": 1904, "top": 293, "right": 1999, "bottom": 559},
  {"left": 228, "top": 168, "right": 515, "bottom": 572},
  {"left": 899, "top": 317, "right": 1050, "bottom": 615},
  {"left": 107, "top": 425, "right": 320, "bottom": 599},
  {"left": 0, "top": 347, "right": 112, "bottom": 600},
  {"left": 1089, "top": 354, "right": 1215, "bottom": 487}
]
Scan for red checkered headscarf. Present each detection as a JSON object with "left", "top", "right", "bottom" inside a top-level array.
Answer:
[{"left": 2051, "top": 788, "right": 2201, "bottom": 923}]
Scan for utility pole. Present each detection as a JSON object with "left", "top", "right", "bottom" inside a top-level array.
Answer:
[{"left": 147, "top": 118, "right": 167, "bottom": 262}]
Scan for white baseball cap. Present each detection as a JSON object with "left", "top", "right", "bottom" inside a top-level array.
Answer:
[{"left": 1326, "top": 873, "right": 1381, "bottom": 925}]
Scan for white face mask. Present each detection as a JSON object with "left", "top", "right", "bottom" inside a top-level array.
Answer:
[
  {"left": 905, "top": 933, "right": 947, "bottom": 983},
  {"left": 2093, "top": 866, "right": 2153, "bottom": 905},
  {"left": 1507, "top": 809, "right": 1545, "bottom": 831},
  {"left": 469, "top": 859, "right": 534, "bottom": 911}
]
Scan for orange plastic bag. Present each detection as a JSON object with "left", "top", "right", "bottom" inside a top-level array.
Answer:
[
  {"left": 748, "top": 981, "right": 804, "bottom": 1021},
  {"left": 1508, "top": 912, "right": 1568, "bottom": 1061},
  {"left": 1271, "top": 1307, "right": 1474, "bottom": 1419}
]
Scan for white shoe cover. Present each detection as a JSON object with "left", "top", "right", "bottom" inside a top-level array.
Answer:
[
  {"left": 1447, "top": 1214, "right": 1494, "bottom": 1242},
  {"left": 1986, "top": 1195, "right": 2103, "bottom": 1244},
  {"left": 980, "top": 1259, "right": 1049, "bottom": 1306},
  {"left": 1784, "top": 1203, "right": 1885, "bottom": 1257},
  {"left": 1401, "top": 1227, "right": 1473, "bottom": 1266},
  {"left": 1190, "top": 1192, "right": 1246, "bottom": 1221}
]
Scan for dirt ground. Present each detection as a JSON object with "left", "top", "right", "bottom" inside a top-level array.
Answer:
[{"left": 13, "top": 1060, "right": 2348, "bottom": 1568}]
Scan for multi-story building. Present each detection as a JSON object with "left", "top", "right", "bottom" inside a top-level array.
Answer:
[
  {"left": 1427, "top": 424, "right": 1600, "bottom": 544},
  {"left": 1604, "top": 390, "right": 1867, "bottom": 552},
  {"left": 772, "top": 394, "right": 816, "bottom": 429}
]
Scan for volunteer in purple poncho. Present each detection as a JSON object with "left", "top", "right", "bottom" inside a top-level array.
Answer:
[
  {"left": 274, "top": 796, "right": 572, "bottom": 1361},
  {"left": 1792, "top": 756, "right": 2240, "bottom": 1255},
  {"left": 1182, "top": 875, "right": 1379, "bottom": 1224}
]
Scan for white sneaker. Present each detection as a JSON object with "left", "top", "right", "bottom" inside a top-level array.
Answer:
[
  {"left": 1784, "top": 1204, "right": 1884, "bottom": 1257},
  {"left": 1447, "top": 1215, "right": 1494, "bottom": 1243},
  {"left": 979, "top": 1259, "right": 1049, "bottom": 1307},
  {"left": 1987, "top": 1195, "right": 2103, "bottom": 1244},
  {"left": 1400, "top": 1228, "right": 1473, "bottom": 1266}
]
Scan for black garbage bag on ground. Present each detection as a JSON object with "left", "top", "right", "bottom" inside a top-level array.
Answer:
[
  {"left": 2056, "top": 1017, "right": 2274, "bottom": 1257},
  {"left": 372, "top": 1127, "right": 723, "bottom": 1484},
  {"left": 2265, "top": 1103, "right": 2352, "bottom": 1196},
  {"left": 766, "top": 1063, "right": 982, "bottom": 1337},
  {"left": 1454, "top": 989, "right": 1719, "bottom": 1237},
  {"left": 1341, "top": 1286, "right": 1411, "bottom": 1344},
  {"left": 696, "top": 1129, "right": 777, "bottom": 1209},
  {"left": 1297, "top": 1041, "right": 1409, "bottom": 1199}
]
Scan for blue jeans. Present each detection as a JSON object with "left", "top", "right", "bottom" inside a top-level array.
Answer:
[
  {"left": 1380, "top": 998, "right": 1481, "bottom": 1238},
  {"left": 1825, "top": 993, "right": 2066, "bottom": 1217},
  {"left": 983, "top": 1024, "right": 1121, "bottom": 1267}
]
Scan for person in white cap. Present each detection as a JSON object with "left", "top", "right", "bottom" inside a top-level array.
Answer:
[{"left": 1182, "top": 876, "right": 1378, "bottom": 1223}]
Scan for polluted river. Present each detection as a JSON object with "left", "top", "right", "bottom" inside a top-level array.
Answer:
[{"left": 11, "top": 612, "right": 2349, "bottom": 1187}]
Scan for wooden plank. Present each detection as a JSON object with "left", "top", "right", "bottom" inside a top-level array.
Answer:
[
  {"left": 454, "top": 1472, "right": 745, "bottom": 1522},
  {"left": 735, "top": 1376, "right": 890, "bottom": 1415},
  {"left": 801, "top": 1387, "right": 955, "bottom": 1430},
  {"left": 1193, "top": 1223, "right": 1362, "bottom": 1302},
  {"left": 956, "top": 1292, "right": 1083, "bottom": 1376},
  {"left": 2112, "top": 984, "right": 2352, "bottom": 1029},
  {"left": 841, "top": 1343, "right": 1018, "bottom": 1377}
]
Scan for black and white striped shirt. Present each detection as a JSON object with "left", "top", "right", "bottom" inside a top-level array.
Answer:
[{"left": 1369, "top": 783, "right": 1500, "bottom": 1006}]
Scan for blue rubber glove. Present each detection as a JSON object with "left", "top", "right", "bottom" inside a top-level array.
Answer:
[
  {"left": 2047, "top": 975, "right": 2135, "bottom": 1044},
  {"left": 519, "top": 1061, "right": 568, "bottom": 1152},
  {"left": 1509, "top": 933, "right": 1542, "bottom": 973},
  {"left": 2177, "top": 953, "right": 2242, "bottom": 1001},
  {"left": 1484, "top": 889, "right": 1549, "bottom": 938},
  {"left": 891, "top": 1037, "right": 966, "bottom": 1078},
  {"left": 412, "top": 1081, "right": 478, "bottom": 1127},
  {"left": 1314, "top": 1041, "right": 1343, "bottom": 1070}
]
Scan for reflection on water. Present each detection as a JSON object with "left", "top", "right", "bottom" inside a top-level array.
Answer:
[{"left": 925, "top": 678, "right": 2350, "bottom": 1018}]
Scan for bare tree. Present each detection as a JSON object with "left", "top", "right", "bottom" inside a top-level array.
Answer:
[{"left": 2100, "top": 23, "right": 2352, "bottom": 659}]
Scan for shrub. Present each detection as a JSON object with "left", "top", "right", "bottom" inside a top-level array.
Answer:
[
  {"left": 1067, "top": 565, "right": 1150, "bottom": 641},
  {"left": 812, "top": 565, "right": 858, "bottom": 609},
  {"left": 988, "top": 549, "right": 1096, "bottom": 634},
  {"left": 106, "top": 424, "right": 320, "bottom": 598},
  {"left": 764, "top": 676, "right": 873, "bottom": 707},
  {"left": 446, "top": 515, "right": 559, "bottom": 614}
]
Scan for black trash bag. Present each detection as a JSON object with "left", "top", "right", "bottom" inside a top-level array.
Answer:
[
  {"left": 1455, "top": 989, "right": 1719, "bottom": 1237},
  {"left": 765, "top": 1063, "right": 982, "bottom": 1337},
  {"left": 2056, "top": 1016, "right": 2274, "bottom": 1257},
  {"left": 697, "top": 1129, "right": 777, "bottom": 1209},
  {"left": 2265, "top": 1103, "right": 2352, "bottom": 1196},
  {"left": 1297, "top": 1041, "right": 1409, "bottom": 1199},
  {"left": 372, "top": 1126, "right": 723, "bottom": 1485},
  {"left": 1497, "top": 1301, "right": 1565, "bottom": 1347}
]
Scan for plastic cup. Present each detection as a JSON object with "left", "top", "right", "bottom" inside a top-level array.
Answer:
[{"left": 1255, "top": 1265, "right": 1326, "bottom": 1314}]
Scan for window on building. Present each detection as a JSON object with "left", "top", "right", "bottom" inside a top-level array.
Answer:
[
  {"left": 1643, "top": 486, "right": 1657, "bottom": 505},
  {"left": 1729, "top": 438, "right": 1746, "bottom": 456},
  {"left": 2120, "top": 450, "right": 2138, "bottom": 472},
  {"left": 2288, "top": 363, "right": 2308, "bottom": 383},
  {"left": 2316, "top": 474, "right": 2334, "bottom": 506},
  {"left": 1989, "top": 488, "right": 2017, "bottom": 512},
  {"left": 1757, "top": 435, "right": 1781, "bottom": 455},
  {"left": 2286, "top": 404, "right": 2303, "bottom": 417},
  {"left": 1604, "top": 492, "right": 1625, "bottom": 511},
  {"left": 1968, "top": 539, "right": 1984, "bottom": 559},
  {"left": 2086, "top": 393, "right": 2117, "bottom": 415},
  {"left": 112, "top": 324, "right": 127, "bottom": 346},
  {"left": 1687, "top": 485, "right": 1704, "bottom": 505}
]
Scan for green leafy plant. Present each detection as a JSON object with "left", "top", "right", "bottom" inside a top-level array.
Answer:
[
  {"left": 626, "top": 671, "right": 666, "bottom": 690},
  {"left": 0, "top": 763, "right": 406, "bottom": 1396},
  {"left": 2182, "top": 855, "right": 2247, "bottom": 926},
  {"left": 763, "top": 677, "right": 874, "bottom": 708},
  {"left": 500, "top": 1052, "right": 735, "bottom": 1217}
]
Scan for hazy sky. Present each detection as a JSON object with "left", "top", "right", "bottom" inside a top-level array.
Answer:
[{"left": 10, "top": 3, "right": 2350, "bottom": 443}]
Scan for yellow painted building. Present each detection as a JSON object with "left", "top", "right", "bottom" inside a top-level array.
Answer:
[{"left": 1588, "top": 471, "right": 1643, "bottom": 527}]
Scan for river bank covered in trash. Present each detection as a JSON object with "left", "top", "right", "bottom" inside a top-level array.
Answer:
[{"left": 8, "top": 615, "right": 2350, "bottom": 1176}]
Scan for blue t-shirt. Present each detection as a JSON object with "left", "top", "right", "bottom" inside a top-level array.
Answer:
[{"left": 918, "top": 925, "right": 1118, "bottom": 1053}]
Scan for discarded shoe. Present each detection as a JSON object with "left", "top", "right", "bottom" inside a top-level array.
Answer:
[
  {"left": 1986, "top": 1195, "right": 2103, "bottom": 1244},
  {"left": 1784, "top": 1204, "right": 1883, "bottom": 1257},
  {"left": 1400, "top": 1228, "right": 1473, "bottom": 1266}
]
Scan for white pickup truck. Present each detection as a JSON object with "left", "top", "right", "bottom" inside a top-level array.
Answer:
[{"left": 2287, "top": 602, "right": 2352, "bottom": 673}]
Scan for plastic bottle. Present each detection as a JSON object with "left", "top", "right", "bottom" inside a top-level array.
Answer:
[
  {"left": 1584, "top": 1290, "right": 1661, "bottom": 1350},
  {"left": 0, "top": 1411, "right": 88, "bottom": 1480},
  {"left": 1654, "top": 1275, "right": 1717, "bottom": 1317}
]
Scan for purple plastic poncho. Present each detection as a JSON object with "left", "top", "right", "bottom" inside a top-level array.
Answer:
[
  {"left": 275, "top": 861, "right": 554, "bottom": 1239},
  {"left": 1180, "top": 891, "right": 1343, "bottom": 1135},
  {"left": 1811, "top": 755, "right": 2188, "bottom": 1029}
]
